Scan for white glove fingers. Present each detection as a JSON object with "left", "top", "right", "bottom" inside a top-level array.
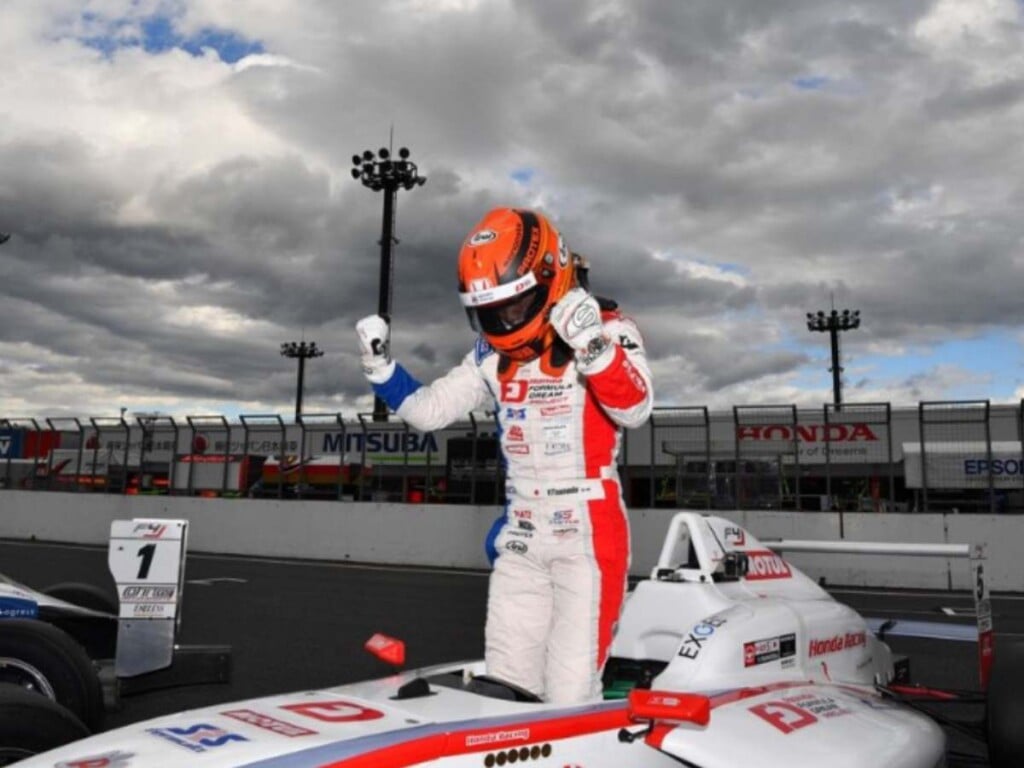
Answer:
[{"left": 355, "top": 314, "right": 394, "bottom": 383}]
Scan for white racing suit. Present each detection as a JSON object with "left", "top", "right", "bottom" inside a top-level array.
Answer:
[{"left": 370, "top": 305, "right": 652, "bottom": 704}]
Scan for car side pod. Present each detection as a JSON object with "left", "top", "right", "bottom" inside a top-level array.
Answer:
[{"left": 620, "top": 689, "right": 710, "bottom": 745}]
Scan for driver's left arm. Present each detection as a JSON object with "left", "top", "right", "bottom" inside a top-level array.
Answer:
[{"left": 579, "top": 310, "right": 653, "bottom": 428}]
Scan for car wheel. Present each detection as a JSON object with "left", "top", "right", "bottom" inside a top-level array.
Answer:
[
  {"left": 43, "top": 582, "right": 118, "bottom": 615},
  {"left": 0, "top": 683, "right": 90, "bottom": 766},
  {"left": 987, "top": 639, "right": 1024, "bottom": 767},
  {"left": 0, "top": 619, "right": 105, "bottom": 732}
]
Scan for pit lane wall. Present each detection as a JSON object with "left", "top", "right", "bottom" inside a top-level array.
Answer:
[{"left": 0, "top": 491, "right": 1018, "bottom": 591}]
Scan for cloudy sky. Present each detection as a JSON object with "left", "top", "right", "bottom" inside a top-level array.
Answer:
[{"left": 1, "top": 0, "right": 1022, "bottom": 423}]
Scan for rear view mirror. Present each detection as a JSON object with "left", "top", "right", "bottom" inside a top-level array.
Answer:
[
  {"left": 628, "top": 689, "right": 710, "bottom": 726},
  {"left": 364, "top": 632, "right": 406, "bottom": 667}
]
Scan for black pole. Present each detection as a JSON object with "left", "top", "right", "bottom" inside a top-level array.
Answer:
[
  {"left": 295, "top": 355, "right": 306, "bottom": 421},
  {"left": 281, "top": 341, "right": 324, "bottom": 422},
  {"left": 377, "top": 184, "right": 397, "bottom": 323},
  {"left": 806, "top": 307, "right": 860, "bottom": 412},
  {"left": 350, "top": 145, "right": 426, "bottom": 424},
  {"left": 829, "top": 325, "right": 842, "bottom": 409},
  {"left": 373, "top": 184, "right": 398, "bottom": 423}
]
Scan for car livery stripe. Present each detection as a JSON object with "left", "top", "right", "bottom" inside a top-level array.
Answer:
[
  {"left": 0, "top": 596, "right": 39, "bottom": 618},
  {"left": 238, "top": 700, "right": 632, "bottom": 768}
]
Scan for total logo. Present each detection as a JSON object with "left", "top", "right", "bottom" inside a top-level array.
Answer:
[
  {"left": 744, "top": 550, "right": 792, "bottom": 581},
  {"left": 808, "top": 631, "right": 867, "bottom": 657}
]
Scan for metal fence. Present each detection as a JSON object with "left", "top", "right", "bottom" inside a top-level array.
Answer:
[{"left": 2, "top": 399, "right": 1022, "bottom": 513}]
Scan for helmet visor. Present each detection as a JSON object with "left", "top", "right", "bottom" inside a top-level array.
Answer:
[{"left": 474, "top": 285, "right": 549, "bottom": 336}]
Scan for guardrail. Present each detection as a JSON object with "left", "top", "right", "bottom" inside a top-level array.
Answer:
[{"left": 1, "top": 398, "right": 1022, "bottom": 514}]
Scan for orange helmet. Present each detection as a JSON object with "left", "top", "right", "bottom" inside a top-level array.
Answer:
[{"left": 457, "top": 208, "right": 575, "bottom": 361}]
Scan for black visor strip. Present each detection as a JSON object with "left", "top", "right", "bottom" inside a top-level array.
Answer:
[{"left": 505, "top": 209, "right": 540, "bottom": 281}]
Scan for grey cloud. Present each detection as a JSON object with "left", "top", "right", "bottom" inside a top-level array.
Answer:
[
  {"left": 924, "top": 77, "right": 1024, "bottom": 121},
  {"left": 1, "top": 0, "right": 1022, "bottom": 417}
]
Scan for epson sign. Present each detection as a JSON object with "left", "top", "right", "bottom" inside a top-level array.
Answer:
[{"left": 965, "top": 459, "right": 1023, "bottom": 477}]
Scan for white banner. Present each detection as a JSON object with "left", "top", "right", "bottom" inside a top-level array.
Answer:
[{"left": 902, "top": 441, "right": 1023, "bottom": 489}]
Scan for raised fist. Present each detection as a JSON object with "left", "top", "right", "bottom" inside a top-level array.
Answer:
[
  {"left": 355, "top": 314, "right": 395, "bottom": 383},
  {"left": 549, "top": 288, "right": 610, "bottom": 368}
]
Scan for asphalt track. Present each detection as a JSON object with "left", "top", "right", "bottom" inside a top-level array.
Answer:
[{"left": 4, "top": 539, "right": 1024, "bottom": 766}]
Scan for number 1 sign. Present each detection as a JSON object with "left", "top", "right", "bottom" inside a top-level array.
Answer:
[
  {"left": 107, "top": 519, "right": 187, "bottom": 623},
  {"left": 107, "top": 519, "right": 189, "bottom": 678}
]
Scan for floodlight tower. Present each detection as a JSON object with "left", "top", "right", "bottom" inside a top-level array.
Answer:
[
  {"left": 806, "top": 307, "right": 861, "bottom": 408},
  {"left": 280, "top": 341, "right": 324, "bottom": 420},
  {"left": 351, "top": 145, "right": 426, "bottom": 422}
]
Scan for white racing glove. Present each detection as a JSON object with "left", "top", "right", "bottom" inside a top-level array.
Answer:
[
  {"left": 549, "top": 287, "right": 614, "bottom": 372},
  {"left": 355, "top": 314, "right": 396, "bottom": 384}
]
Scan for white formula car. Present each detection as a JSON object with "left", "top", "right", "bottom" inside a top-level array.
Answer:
[{"left": 6, "top": 512, "right": 1022, "bottom": 767}]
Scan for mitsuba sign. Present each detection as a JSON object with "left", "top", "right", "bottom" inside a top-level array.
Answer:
[
  {"left": 322, "top": 431, "right": 439, "bottom": 456},
  {"left": 736, "top": 424, "right": 879, "bottom": 443}
]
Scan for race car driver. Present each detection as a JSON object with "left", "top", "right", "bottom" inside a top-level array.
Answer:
[{"left": 355, "top": 207, "right": 653, "bottom": 704}]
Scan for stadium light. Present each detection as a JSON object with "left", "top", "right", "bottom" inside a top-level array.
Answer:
[
  {"left": 806, "top": 307, "right": 861, "bottom": 409},
  {"left": 280, "top": 341, "right": 325, "bottom": 421},
  {"left": 351, "top": 144, "right": 427, "bottom": 422}
]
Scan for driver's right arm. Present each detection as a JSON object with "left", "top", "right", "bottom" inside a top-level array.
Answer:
[
  {"left": 371, "top": 351, "right": 492, "bottom": 433},
  {"left": 356, "top": 314, "right": 491, "bottom": 431}
]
